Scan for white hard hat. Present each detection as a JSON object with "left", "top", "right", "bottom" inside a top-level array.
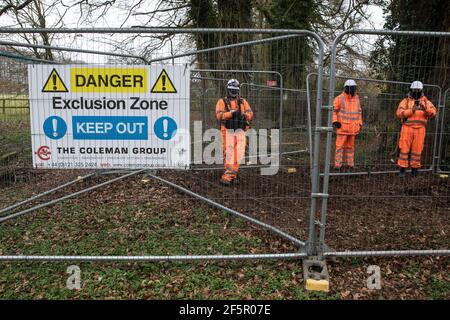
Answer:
[
  {"left": 344, "top": 79, "right": 357, "bottom": 87},
  {"left": 410, "top": 81, "right": 423, "bottom": 90},
  {"left": 227, "top": 79, "right": 240, "bottom": 89}
]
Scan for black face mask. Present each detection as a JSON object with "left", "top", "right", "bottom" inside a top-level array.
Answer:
[
  {"left": 410, "top": 90, "right": 422, "bottom": 100},
  {"left": 227, "top": 88, "right": 239, "bottom": 98},
  {"left": 344, "top": 86, "right": 356, "bottom": 96}
]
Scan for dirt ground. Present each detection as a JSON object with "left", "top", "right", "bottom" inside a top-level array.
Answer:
[
  {"left": 158, "top": 164, "right": 449, "bottom": 251},
  {"left": 0, "top": 165, "right": 448, "bottom": 299}
]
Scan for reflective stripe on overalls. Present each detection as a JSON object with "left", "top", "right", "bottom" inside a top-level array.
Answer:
[{"left": 335, "top": 95, "right": 360, "bottom": 168}]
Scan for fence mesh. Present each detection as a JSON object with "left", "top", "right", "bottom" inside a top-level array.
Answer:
[
  {"left": 0, "top": 29, "right": 322, "bottom": 255},
  {"left": 321, "top": 32, "right": 450, "bottom": 252},
  {"left": 0, "top": 28, "right": 448, "bottom": 259},
  {"left": 439, "top": 88, "right": 450, "bottom": 172}
]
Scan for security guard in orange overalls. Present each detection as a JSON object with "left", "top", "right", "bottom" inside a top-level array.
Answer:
[
  {"left": 396, "top": 81, "right": 436, "bottom": 176},
  {"left": 216, "top": 79, "right": 253, "bottom": 185},
  {"left": 332, "top": 79, "right": 363, "bottom": 169}
]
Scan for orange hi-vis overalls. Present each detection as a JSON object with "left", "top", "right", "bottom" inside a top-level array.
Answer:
[
  {"left": 396, "top": 95, "right": 436, "bottom": 168},
  {"left": 332, "top": 92, "right": 362, "bottom": 168},
  {"left": 216, "top": 97, "right": 253, "bottom": 182}
]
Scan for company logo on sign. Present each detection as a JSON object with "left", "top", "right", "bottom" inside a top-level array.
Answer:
[
  {"left": 70, "top": 67, "right": 148, "bottom": 93},
  {"left": 35, "top": 146, "right": 51, "bottom": 160}
]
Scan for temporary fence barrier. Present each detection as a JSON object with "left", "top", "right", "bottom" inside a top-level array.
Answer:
[
  {"left": 0, "top": 28, "right": 326, "bottom": 265},
  {"left": 0, "top": 28, "right": 448, "bottom": 287},
  {"left": 317, "top": 29, "right": 450, "bottom": 258}
]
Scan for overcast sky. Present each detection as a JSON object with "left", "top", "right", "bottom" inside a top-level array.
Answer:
[{"left": 365, "top": 4, "right": 385, "bottom": 29}]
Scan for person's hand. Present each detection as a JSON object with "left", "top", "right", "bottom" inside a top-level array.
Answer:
[{"left": 333, "top": 121, "right": 341, "bottom": 129}]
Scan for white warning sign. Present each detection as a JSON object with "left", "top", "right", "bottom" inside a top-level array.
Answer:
[{"left": 28, "top": 64, "right": 190, "bottom": 169}]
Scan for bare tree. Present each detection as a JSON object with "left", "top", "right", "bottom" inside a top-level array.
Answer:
[
  {"left": 0, "top": 0, "right": 35, "bottom": 16},
  {"left": 0, "top": 0, "right": 75, "bottom": 60},
  {"left": 0, "top": 0, "right": 381, "bottom": 69},
  {"left": 313, "top": 0, "right": 381, "bottom": 75}
]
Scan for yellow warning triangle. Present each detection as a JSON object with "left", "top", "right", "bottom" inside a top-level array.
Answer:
[
  {"left": 42, "top": 68, "right": 68, "bottom": 93},
  {"left": 151, "top": 69, "right": 177, "bottom": 93}
]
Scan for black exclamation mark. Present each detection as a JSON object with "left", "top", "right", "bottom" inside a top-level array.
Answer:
[
  {"left": 162, "top": 75, "right": 166, "bottom": 91},
  {"left": 52, "top": 74, "right": 57, "bottom": 91}
]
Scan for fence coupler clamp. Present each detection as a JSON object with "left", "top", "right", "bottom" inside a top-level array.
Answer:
[
  {"left": 311, "top": 193, "right": 329, "bottom": 199},
  {"left": 314, "top": 220, "right": 324, "bottom": 227},
  {"left": 314, "top": 126, "right": 333, "bottom": 132}
]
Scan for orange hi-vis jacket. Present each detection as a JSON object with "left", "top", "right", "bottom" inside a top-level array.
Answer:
[
  {"left": 332, "top": 92, "right": 362, "bottom": 135},
  {"left": 215, "top": 97, "right": 253, "bottom": 182},
  {"left": 395, "top": 95, "right": 436, "bottom": 127},
  {"left": 215, "top": 97, "right": 253, "bottom": 127},
  {"left": 396, "top": 95, "right": 436, "bottom": 168}
]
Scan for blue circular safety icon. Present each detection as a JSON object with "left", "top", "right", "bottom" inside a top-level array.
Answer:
[
  {"left": 43, "top": 116, "right": 67, "bottom": 140},
  {"left": 154, "top": 116, "right": 177, "bottom": 140}
]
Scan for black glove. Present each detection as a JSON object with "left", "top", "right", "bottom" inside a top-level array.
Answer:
[
  {"left": 333, "top": 121, "right": 341, "bottom": 129},
  {"left": 413, "top": 100, "right": 426, "bottom": 111},
  {"left": 242, "top": 114, "right": 250, "bottom": 128},
  {"left": 232, "top": 108, "right": 242, "bottom": 119}
]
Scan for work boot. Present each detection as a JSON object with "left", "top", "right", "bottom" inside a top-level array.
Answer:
[
  {"left": 219, "top": 177, "right": 232, "bottom": 186},
  {"left": 220, "top": 171, "right": 235, "bottom": 186},
  {"left": 399, "top": 167, "right": 406, "bottom": 177},
  {"left": 411, "top": 168, "right": 418, "bottom": 177}
]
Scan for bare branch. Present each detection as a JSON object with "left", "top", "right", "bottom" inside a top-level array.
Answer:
[
  {"left": 0, "top": 0, "right": 35, "bottom": 16},
  {"left": 132, "top": 4, "right": 189, "bottom": 16}
]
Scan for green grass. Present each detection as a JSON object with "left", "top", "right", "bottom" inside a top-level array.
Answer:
[
  {"left": 350, "top": 257, "right": 365, "bottom": 266},
  {"left": 0, "top": 202, "right": 328, "bottom": 300},
  {"left": 0, "top": 106, "right": 447, "bottom": 300},
  {"left": 0, "top": 94, "right": 29, "bottom": 116},
  {"left": 0, "top": 261, "right": 305, "bottom": 299},
  {"left": 1, "top": 124, "right": 30, "bottom": 145},
  {"left": 0, "top": 103, "right": 31, "bottom": 161},
  {"left": 426, "top": 276, "right": 450, "bottom": 300},
  {"left": 0, "top": 118, "right": 31, "bottom": 167}
]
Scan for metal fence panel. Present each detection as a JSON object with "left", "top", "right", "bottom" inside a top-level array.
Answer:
[
  {"left": 438, "top": 88, "right": 450, "bottom": 173},
  {"left": 319, "top": 30, "right": 450, "bottom": 256},
  {"left": 3, "top": 28, "right": 446, "bottom": 263},
  {"left": 307, "top": 73, "right": 442, "bottom": 175},
  {"left": 0, "top": 28, "right": 326, "bottom": 261}
]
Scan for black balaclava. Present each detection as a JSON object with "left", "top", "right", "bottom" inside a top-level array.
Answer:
[
  {"left": 227, "top": 88, "right": 239, "bottom": 98},
  {"left": 227, "top": 79, "right": 240, "bottom": 99},
  {"left": 410, "top": 89, "right": 423, "bottom": 100},
  {"left": 344, "top": 86, "right": 357, "bottom": 97}
]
